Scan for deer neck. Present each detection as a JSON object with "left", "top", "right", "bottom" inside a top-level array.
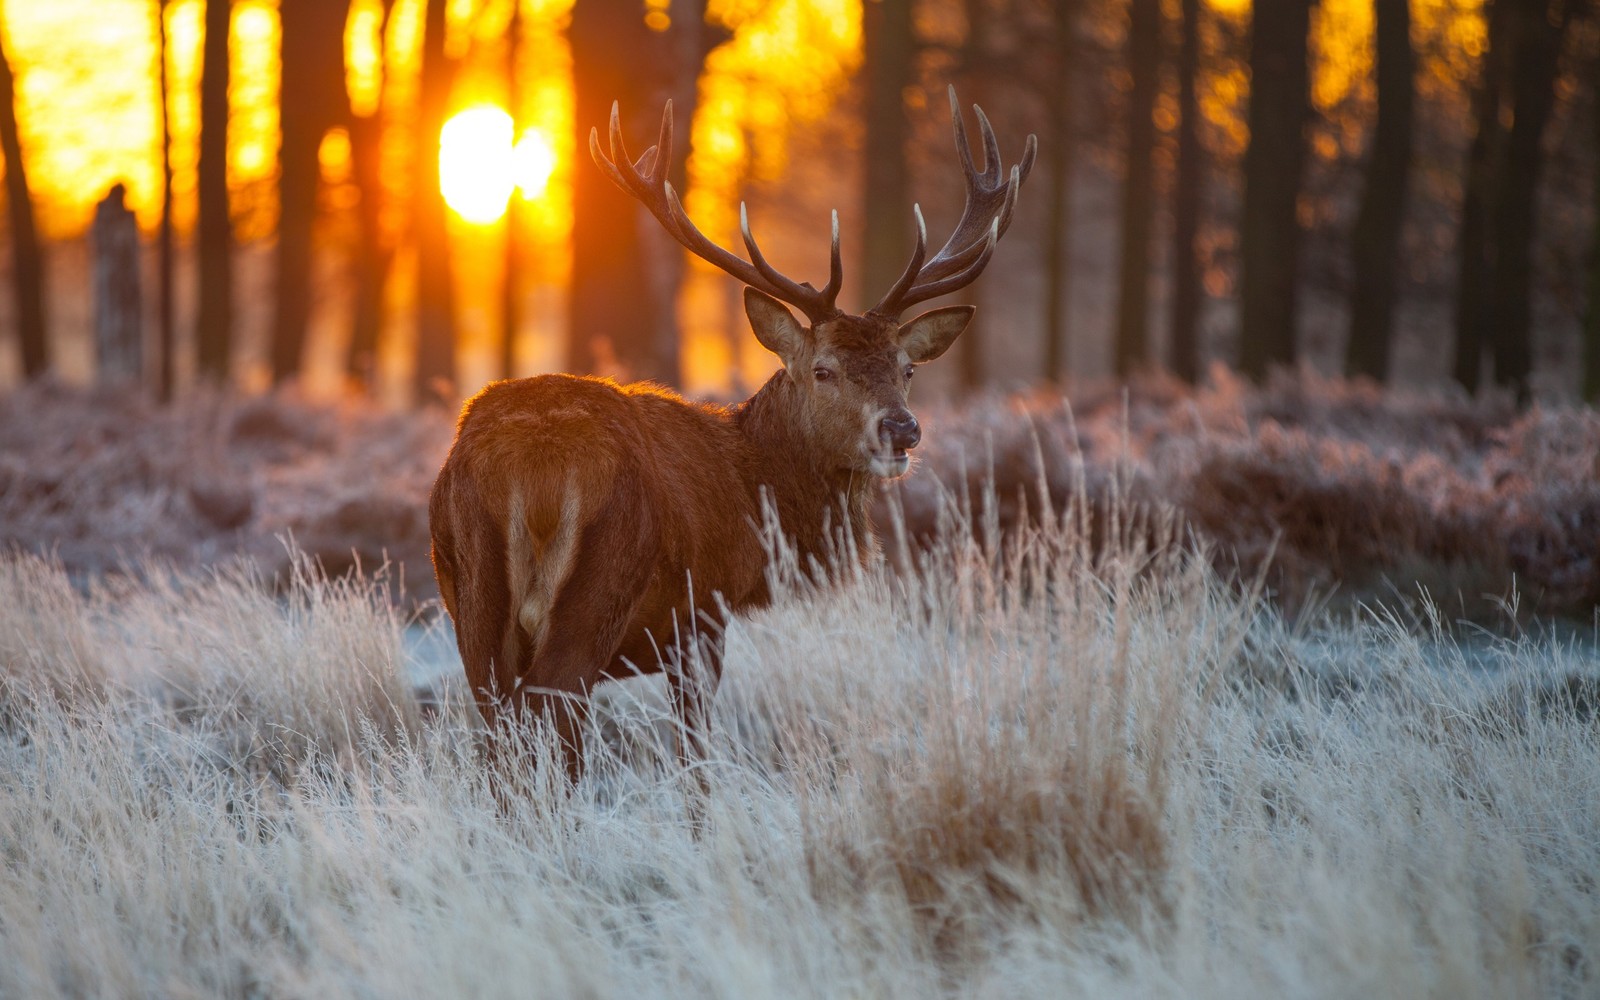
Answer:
[{"left": 735, "top": 371, "right": 874, "bottom": 554}]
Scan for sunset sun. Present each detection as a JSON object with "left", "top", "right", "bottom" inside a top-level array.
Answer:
[{"left": 438, "top": 106, "right": 557, "bottom": 224}]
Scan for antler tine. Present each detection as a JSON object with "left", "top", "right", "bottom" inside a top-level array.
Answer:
[
  {"left": 869, "top": 88, "right": 1035, "bottom": 317},
  {"left": 875, "top": 206, "right": 929, "bottom": 317},
  {"left": 899, "top": 218, "right": 1000, "bottom": 307},
  {"left": 651, "top": 100, "right": 673, "bottom": 184},
  {"left": 738, "top": 202, "right": 821, "bottom": 307},
  {"left": 819, "top": 210, "right": 843, "bottom": 305},
  {"left": 947, "top": 86, "right": 979, "bottom": 186},
  {"left": 972, "top": 101, "right": 1003, "bottom": 185},
  {"left": 591, "top": 100, "right": 841, "bottom": 323}
]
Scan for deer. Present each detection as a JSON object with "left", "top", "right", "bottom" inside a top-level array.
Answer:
[{"left": 429, "top": 86, "right": 1035, "bottom": 794}]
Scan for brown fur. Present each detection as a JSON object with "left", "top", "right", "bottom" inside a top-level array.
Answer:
[{"left": 428, "top": 298, "right": 974, "bottom": 784}]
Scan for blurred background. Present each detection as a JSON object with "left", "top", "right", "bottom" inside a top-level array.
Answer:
[{"left": 0, "top": 0, "right": 1595, "bottom": 407}]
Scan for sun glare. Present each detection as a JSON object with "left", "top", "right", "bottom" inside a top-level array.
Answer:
[
  {"left": 513, "top": 128, "right": 557, "bottom": 200},
  {"left": 438, "top": 105, "right": 557, "bottom": 223},
  {"left": 439, "top": 106, "right": 514, "bottom": 223}
]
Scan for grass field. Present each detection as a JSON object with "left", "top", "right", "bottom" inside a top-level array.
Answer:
[{"left": 1, "top": 484, "right": 1596, "bottom": 997}]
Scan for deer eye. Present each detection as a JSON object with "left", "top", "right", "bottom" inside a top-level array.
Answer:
[{"left": 813, "top": 367, "right": 834, "bottom": 383}]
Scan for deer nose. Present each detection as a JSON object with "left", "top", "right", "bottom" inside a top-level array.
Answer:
[{"left": 880, "top": 412, "right": 921, "bottom": 451}]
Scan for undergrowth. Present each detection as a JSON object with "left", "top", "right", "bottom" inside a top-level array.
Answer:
[{"left": 0, "top": 488, "right": 1595, "bottom": 997}]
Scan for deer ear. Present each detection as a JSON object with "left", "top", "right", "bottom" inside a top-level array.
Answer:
[
  {"left": 897, "top": 305, "right": 974, "bottom": 363},
  {"left": 744, "top": 288, "right": 808, "bottom": 363}
]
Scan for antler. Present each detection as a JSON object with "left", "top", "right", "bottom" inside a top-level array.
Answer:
[
  {"left": 869, "top": 86, "right": 1038, "bottom": 319},
  {"left": 590, "top": 101, "right": 843, "bottom": 324}
]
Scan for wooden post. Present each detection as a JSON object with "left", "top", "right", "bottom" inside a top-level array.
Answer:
[{"left": 93, "top": 183, "right": 144, "bottom": 388}]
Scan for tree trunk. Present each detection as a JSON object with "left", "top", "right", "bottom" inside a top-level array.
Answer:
[
  {"left": 1113, "top": 0, "right": 1161, "bottom": 378},
  {"left": 501, "top": 0, "right": 523, "bottom": 382},
  {"left": 1345, "top": 0, "right": 1414, "bottom": 382},
  {"left": 1042, "top": 0, "right": 1076, "bottom": 384},
  {"left": 0, "top": 24, "right": 47, "bottom": 379},
  {"left": 1237, "top": 0, "right": 1314, "bottom": 381},
  {"left": 1169, "top": 0, "right": 1203, "bottom": 383},
  {"left": 413, "top": 0, "right": 456, "bottom": 402},
  {"left": 196, "top": 0, "right": 232, "bottom": 383},
  {"left": 156, "top": 0, "right": 176, "bottom": 401},
  {"left": 1487, "top": 0, "right": 1570, "bottom": 404},
  {"left": 273, "top": 0, "right": 350, "bottom": 385},
  {"left": 1586, "top": 40, "right": 1600, "bottom": 403},
  {"left": 639, "top": 0, "right": 721, "bottom": 387},
  {"left": 345, "top": 1, "right": 394, "bottom": 390},
  {"left": 567, "top": 0, "right": 660, "bottom": 380},
  {"left": 93, "top": 185, "right": 143, "bottom": 385},
  {"left": 957, "top": 0, "right": 994, "bottom": 394},
  {"left": 1452, "top": 0, "right": 1513, "bottom": 394},
  {"left": 859, "top": 0, "right": 915, "bottom": 315}
]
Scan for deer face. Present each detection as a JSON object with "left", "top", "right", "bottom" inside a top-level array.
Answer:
[{"left": 746, "top": 289, "right": 973, "bottom": 477}]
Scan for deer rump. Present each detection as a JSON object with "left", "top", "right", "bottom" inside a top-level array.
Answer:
[{"left": 429, "top": 374, "right": 766, "bottom": 736}]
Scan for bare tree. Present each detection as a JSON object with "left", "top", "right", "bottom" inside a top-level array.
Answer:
[
  {"left": 860, "top": 0, "right": 916, "bottom": 317},
  {"left": 1113, "top": 0, "right": 1161, "bottom": 377},
  {"left": 273, "top": 0, "right": 351, "bottom": 385},
  {"left": 0, "top": 22, "right": 47, "bottom": 379},
  {"left": 1588, "top": 35, "right": 1600, "bottom": 402},
  {"left": 1042, "top": 0, "right": 1077, "bottom": 384},
  {"left": 154, "top": 0, "right": 176, "bottom": 401},
  {"left": 1345, "top": 0, "right": 1414, "bottom": 382},
  {"left": 500, "top": 0, "right": 524, "bottom": 381},
  {"left": 413, "top": 0, "right": 457, "bottom": 402},
  {"left": 1487, "top": 0, "right": 1574, "bottom": 403},
  {"left": 1237, "top": 0, "right": 1315, "bottom": 380},
  {"left": 196, "top": 0, "right": 232, "bottom": 382},
  {"left": 1452, "top": 0, "right": 1513, "bottom": 395},
  {"left": 1168, "top": 0, "right": 1203, "bottom": 383},
  {"left": 345, "top": 0, "right": 395, "bottom": 389},
  {"left": 566, "top": 0, "right": 663, "bottom": 381}
]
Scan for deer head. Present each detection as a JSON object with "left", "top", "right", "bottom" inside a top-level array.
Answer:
[{"left": 591, "top": 87, "right": 1036, "bottom": 477}]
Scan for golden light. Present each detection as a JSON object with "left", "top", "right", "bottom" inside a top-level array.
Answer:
[
  {"left": 439, "top": 105, "right": 557, "bottom": 222},
  {"left": 440, "top": 105, "right": 515, "bottom": 223},
  {"left": 512, "top": 128, "right": 556, "bottom": 200}
]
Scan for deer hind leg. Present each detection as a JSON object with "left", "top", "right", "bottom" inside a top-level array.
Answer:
[{"left": 505, "top": 467, "right": 659, "bottom": 785}]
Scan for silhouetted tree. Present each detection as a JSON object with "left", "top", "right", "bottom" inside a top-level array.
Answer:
[
  {"left": 1345, "top": 0, "right": 1414, "bottom": 382},
  {"left": 568, "top": 0, "right": 665, "bottom": 381},
  {"left": 957, "top": 0, "right": 996, "bottom": 392},
  {"left": 1588, "top": 43, "right": 1600, "bottom": 403},
  {"left": 1487, "top": 0, "right": 1574, "bottom": 403},
  {"left": 196, "top": 0, "right": 233, "bottom": 382},
  {"left": 501, "top": 0, "right": 524, "bottom": 381},
  {"left": 1042, "top": 0, "right": 1077, "bottom": 384},
  {"left": 1237, "top": 0, "right": 1314, "bottom": 380},
  {"left": 0, "top": 23, "right": 47, "bottom": 379},
  {"left": 1452, "top": 0, "right": 1512, "bottom": 394},
  {"left": 273, "top": 0, "right": 351, "bottom": 385},
  {"left": 345, "top": 0, "right": 394, "bottom": 389},
  {"left": 641, "top": 0, "right": 725, "bottom": 383},
  {"left": 860, "top": 0, "right": 916, "bottom": 317},
  {"left": 1169, "top": 0, "right": 1204, "bottom": 384},
  {"left": 1113, "top": 0, "right": 1161, "bottom": 377},
  {"left": 154, "top": 0, "right": 176, "bottom": 401},
  {"left": 413, "top": 0, "right": 457, "bottom": 401}
]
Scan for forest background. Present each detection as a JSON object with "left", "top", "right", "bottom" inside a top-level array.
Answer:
[{"left": 0, "top": 0, "right": 1596, "bottom": 409}]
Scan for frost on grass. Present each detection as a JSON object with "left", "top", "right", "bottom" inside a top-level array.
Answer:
[{"left": 1, "top": 494, "right": 1597, "bottom": 998}]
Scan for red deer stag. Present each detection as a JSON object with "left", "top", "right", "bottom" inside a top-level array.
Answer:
[{"left": 429, "top": 87, "right": 1034, "bottom": 786}]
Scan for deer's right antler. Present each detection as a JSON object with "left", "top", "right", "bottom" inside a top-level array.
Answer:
[{"left": 590, "top": 102, "right": 844, "bottom": 325}]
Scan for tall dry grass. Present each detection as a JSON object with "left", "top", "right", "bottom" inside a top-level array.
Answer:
[{"left": 1, "top": 490, "right": 1595, "bottom": 997}]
